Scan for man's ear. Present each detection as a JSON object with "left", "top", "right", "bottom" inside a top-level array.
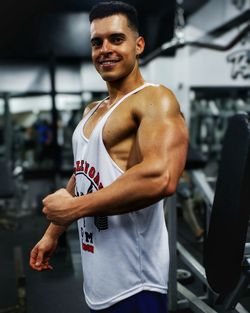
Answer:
[{"left": 136, "top": 36, "right": 145, "bottom": 56}]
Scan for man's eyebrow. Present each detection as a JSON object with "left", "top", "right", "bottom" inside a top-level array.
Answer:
[
  {"left": 110, "top": 33, "right": 126, "bottom": 37},
  {"left": 91, "top": 33, "right": 126, "bottom": 41}
]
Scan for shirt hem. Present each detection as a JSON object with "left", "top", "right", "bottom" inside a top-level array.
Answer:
[{"left": 84, "top": 284, "right": 168, "bottom": 310}]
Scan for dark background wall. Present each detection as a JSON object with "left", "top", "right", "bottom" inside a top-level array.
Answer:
[{"left": 0, "top": 0, "right": 208, "bottom": 60}]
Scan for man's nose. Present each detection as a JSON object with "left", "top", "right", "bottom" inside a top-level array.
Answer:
[{"left": 101, "top": 39, "right": 112, "bottom": 53}]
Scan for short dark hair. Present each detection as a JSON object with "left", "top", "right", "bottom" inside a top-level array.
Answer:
[{"left": 89, "top": 1, "right": 139, "bottom": 34}]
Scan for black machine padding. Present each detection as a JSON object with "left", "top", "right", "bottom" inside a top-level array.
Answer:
[{"left": 204, "top": 113, "right": 250, "bottom": 295}]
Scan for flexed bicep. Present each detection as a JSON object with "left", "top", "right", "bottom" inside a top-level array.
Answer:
[{"left": 135, "top": 88, "right": 188, "bottom": 195}]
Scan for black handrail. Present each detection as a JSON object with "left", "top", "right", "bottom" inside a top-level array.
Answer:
[{"left": 140, "top": 23, "right": 250, "bottom": 65}]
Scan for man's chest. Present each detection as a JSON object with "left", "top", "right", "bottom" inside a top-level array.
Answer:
[{"left": 83, "top": 104, "right": 137, "bottom": 148}]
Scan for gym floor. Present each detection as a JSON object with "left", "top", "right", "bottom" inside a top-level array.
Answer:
[
  {"left": 1, "top": 200, "right": 250, "bottom": 313},
  {"left": 0, "top": 214, "right": 89, "bottom": 313}
]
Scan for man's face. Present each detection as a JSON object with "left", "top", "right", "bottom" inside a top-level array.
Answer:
[{"left": 90, "top": 14, "right": 144, "bottom": 82}]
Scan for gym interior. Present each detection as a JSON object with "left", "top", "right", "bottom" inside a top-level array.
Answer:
[{"left": 0, "top": 0, "right": 250, "bottom": 312}]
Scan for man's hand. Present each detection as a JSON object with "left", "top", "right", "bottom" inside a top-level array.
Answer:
[
  {"left": 30, "top": 234, "right": 58, "bottom": 271},
  {"left": 42, "top": 188, "right": 76, "bottom": 226}
]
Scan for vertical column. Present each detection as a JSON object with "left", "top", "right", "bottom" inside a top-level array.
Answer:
[
  {"left": 3, "top": 93, "right": 12, "bottom": 162},
  {"left": 166, "top": 194, "right": 178, "bottom": 311},
  {"left": 49, "top": 53, "right": 60, "bottom": 182}
]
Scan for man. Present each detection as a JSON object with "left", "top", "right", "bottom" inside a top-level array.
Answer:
[{"left": 29, "top": 1, "right": 188, "bottom": 312}]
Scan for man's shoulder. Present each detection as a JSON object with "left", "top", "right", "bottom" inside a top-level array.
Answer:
[
  {"left": 131, "top": 83, "right": 181, "bottom": 121},
  {"left": 139, "top": 83, "right": 179, "bottom": 109},
  {"left": 147, "top": 83, "right": 175, "bottom": 96}
]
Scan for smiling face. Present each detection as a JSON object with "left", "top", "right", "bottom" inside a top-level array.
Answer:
[{"left": 90, "top": 14, "right": 144, "bottom": 83}]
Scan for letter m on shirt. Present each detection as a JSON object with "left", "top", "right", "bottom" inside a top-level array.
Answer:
[{"left": 85, "top": 232, "right": 93, "bottom": 244}]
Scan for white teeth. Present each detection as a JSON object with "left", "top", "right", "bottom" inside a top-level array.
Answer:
[{"left": 100, "top": 60, "right": 118, "bottom": 65}]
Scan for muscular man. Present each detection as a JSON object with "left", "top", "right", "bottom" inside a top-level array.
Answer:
[{"left": 30, "top": 2, "right": 188, "bottom": 312}]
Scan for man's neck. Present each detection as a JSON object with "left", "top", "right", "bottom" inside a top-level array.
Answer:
[{"left": 106, "top": 71, "right": 145, "bottom": 105}]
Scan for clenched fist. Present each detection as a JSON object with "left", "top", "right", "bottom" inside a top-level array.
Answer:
[{"left": 42, "top": 188, "right": 78, "bottom": 226}]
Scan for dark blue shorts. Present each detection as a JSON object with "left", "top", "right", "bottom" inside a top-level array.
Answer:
[{"left": 90, "top": 291, "right": 168, "bottom": 313}]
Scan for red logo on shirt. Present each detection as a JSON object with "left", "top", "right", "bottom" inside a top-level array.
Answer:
[
  {"left": 82, "top": 243, "right": 94, "bottom": 253},
  {"left": 74, "top": 159, "right": 104, "bottom": 190}
]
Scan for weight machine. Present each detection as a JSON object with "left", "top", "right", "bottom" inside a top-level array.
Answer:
[{"left": 167, "top": 113, "right": 250, "bottom": 313}]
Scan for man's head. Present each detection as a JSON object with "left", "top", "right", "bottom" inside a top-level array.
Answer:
[
  {"left": 89, "top": 1, "right": 144, "bottom": 83},
  {"left": 89, "top": 1, "right": 139, "bottom": 36}
]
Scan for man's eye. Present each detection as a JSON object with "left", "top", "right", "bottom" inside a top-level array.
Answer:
[
  {"left": 111, "top": 37, "right": 123, "bottom": 44},
  {"left": 91, "top": 39, "right": 102, "bottom": 47}
]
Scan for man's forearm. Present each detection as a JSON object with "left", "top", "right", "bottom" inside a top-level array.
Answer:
[
  {"left": 71, "top": 160, "right": 174, "bottom": 218},
  {"left": 45, "top": 222, "right": 67, "bottom": 240}
]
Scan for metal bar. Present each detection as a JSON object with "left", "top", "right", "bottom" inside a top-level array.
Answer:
[
  {"left": 209, "top": 9, "right": 250, "bottom": 37},
  {"left": 0, "top": 55, "right": 87, "bottom": 63},
  {"left": 244, "top": 243, "right": 250, "bottom": 255},
  {"left": 222, "top": 273, "right": 250, "bottom": 311},
  {"left": 184, "top": 23, "right": 250, "bottom": 51},
  {"left": 191, "top": 170, "right": 214, "bottom": 207},
  {"left": 235, "top": 303, "right": 249, "bottom": 313},
  {"left": 0, "top": 247, "right": 26, "bottom": 313},
  {"left": 3, "top": 94, "right": 12, "bottom": 162},
  {"left": 14, "top": 246, "right": 26, "bottom": 313},
  {"left": 177, "top": 242, "right": 207, "bottom": 285},
  {"left": 166, "top": 194, "right": 178, "bottom": 311},
  {"left": 49, "top": 53, "right": 60, "bottom": 174},
  {"left": 177, "top": 282, "right": 218, "bottom": 313},
  {"left": 140, "top": 23, "right": 250, "bottom": 65},
  {"left": 8, "top": 91, "right": 83, "bottom": 98},
  {"left": 177, "top": 295, "right": 211, "bottom": 311}
]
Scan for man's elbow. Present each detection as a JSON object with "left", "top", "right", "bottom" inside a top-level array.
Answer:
[
  {"left": 162, "top": 173, "right": 177, "bottom": 197},
  {"left": 153, "top": 171, "right": 177, "bottom": 199}
]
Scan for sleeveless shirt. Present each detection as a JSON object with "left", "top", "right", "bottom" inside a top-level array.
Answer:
[{"left": 72, "top": 83, "right": 169, "bottom": 310}]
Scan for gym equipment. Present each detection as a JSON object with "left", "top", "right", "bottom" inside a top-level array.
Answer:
[
  {"left": 177, "top": 268, "right": 194, "bottom": 285},
  {"left": 167, "top": 113, "right": 250, "bottom": 313},
  {"left": 0, "top": 160, "right": 15, "bottom": 198},
  {"left": 189, "top": 91, "right": 250, "bottom": 162},
  {"left": 140, "top": 23, "right": 250, "bottom": 65},
  {"left": 205, "top": 112, "right": 250, "bottom": 310},
  {"left": 0, "top": 246, "right": 26, "bottom": 313},
  {"left": 0, "top": 159, "right": 18, "bottom": 231}
]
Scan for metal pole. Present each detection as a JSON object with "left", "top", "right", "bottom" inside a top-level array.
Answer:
[
  {"left": 166, "top": 194, "right": 178, "bottom": 311},
  {"left": 3, "top": 94, "right": 12, "bottom": 163},
  {"left": 49, "top": 53, "right": 60, "bottom": 187}
]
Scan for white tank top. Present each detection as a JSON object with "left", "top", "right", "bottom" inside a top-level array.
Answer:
[{"left": 72, "top": 83, "right": 169, "bottom": 310}]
